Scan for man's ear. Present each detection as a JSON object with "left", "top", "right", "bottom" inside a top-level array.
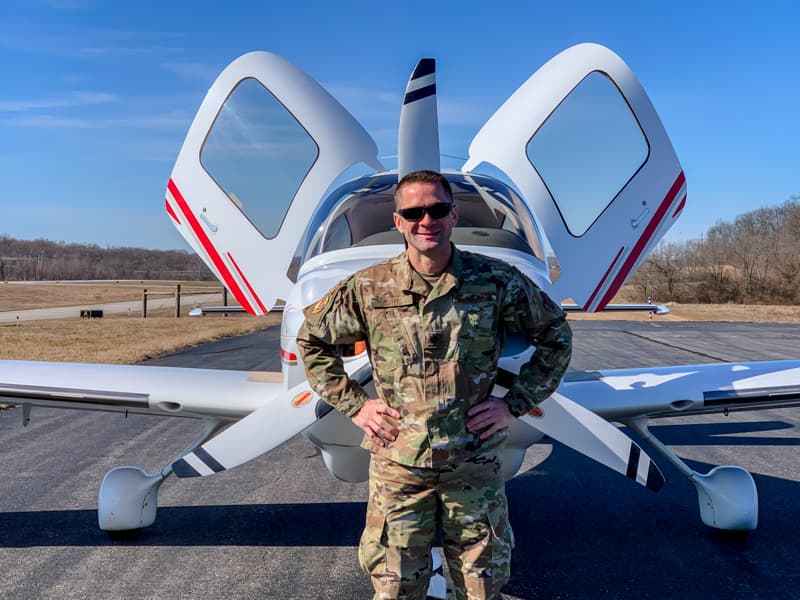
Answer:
[
  {"left": 392, "top": 211, "right": 409, "bottom": 248},
  {"left": 392, "top": 210, "right": 404, "bottom": 233}
]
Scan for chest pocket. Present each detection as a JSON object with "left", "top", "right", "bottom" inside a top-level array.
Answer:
[
  {"left": 454, "top": 286, "right": 499, "bottom": 365},
  {"left": 368, "top": 294, "right": 419, "bottom": 373}
]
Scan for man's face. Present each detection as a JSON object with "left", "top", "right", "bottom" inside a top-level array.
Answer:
[{"left": 393, "top": 181, "right": 458, "bottom": 255}]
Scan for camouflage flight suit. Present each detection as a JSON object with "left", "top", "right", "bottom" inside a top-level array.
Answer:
[{"left": 297, "top": 247, "right": 572, "bottom": 600}]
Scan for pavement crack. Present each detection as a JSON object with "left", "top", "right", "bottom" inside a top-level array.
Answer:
[{"left": 623, "top": 330, "right": 728, "bottom": 362}]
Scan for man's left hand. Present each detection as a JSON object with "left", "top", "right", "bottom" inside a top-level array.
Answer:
[{"left": 466, "top": 396, "right": 514, "bottom": 439}]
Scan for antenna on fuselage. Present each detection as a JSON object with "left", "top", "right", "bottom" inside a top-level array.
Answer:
[{"left": 398, "top": 58, "right": 440, "bottom": 177}]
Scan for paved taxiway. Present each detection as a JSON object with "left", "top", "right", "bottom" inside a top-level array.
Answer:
[
  {"left": 1, "top": 320, "right": 799, "bottom": 599},
  {"left": 0, "top": 294, "right": 223, "bottom": 323}
]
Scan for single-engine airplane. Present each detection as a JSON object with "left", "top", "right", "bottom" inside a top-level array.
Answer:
[{"left": 2, "top": 46, "right": 799, "bottom": 582}]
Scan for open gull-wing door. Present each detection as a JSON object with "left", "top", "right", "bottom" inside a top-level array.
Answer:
[
  {"left": 464, "top": 43, "right": 685, "bottom": 311},
  {"left": 166, "top": 52, "right": 382, "bottom": 314}
]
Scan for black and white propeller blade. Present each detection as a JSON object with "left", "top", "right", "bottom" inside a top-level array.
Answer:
[
  {"left": 526, "top": 393, "right": 664, "bottom": 491},
  {"left": 171, "top": 379, "right": 318, "bottom": 477},
  {"left": 173, "top": 357, "right": 372, "bottom": 478},
  {"left": 495, "top": 369, "right": 664, "bottom": 492}
]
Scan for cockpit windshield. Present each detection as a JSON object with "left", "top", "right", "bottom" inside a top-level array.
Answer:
[{"left": 291, "top": 172, "right": 544, "bottom": 279}]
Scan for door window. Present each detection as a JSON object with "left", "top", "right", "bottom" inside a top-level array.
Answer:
[
  {"left": 200, "top": 77, "right": 319, "bottom": 239},
  {"left": 526, "top": 71, "right": 648, "bottom": 237}
]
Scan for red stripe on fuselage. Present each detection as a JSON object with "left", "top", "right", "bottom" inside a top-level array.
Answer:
[
  {"left": 596, "top": 171, "right": 686, "bottom": 310},
  {"left": 166, "top": 179, "right": 255, "bottom": 314},
  {"left": 584, "top": 246, "right": 625, "bottom": 311},
  {"left": 227, "top": 251, "right": 267, "bottom": 313},
  {"left": 165, "top": 199, "right": 181, "bottom": 225}
]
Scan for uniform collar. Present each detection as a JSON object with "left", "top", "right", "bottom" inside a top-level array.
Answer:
[{"left": 397, "top": 245, "right": 463, "bottom": 299}]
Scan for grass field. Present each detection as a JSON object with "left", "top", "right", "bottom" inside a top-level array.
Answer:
[
  {"left": 0, "top": 310, "right": 280, "bottom": 363},
  {"left": 0, "top": 281, "right": 275, "bottom": 363},
  {"left": 568, "top": 302, "right": 800, "bottom": 322}
]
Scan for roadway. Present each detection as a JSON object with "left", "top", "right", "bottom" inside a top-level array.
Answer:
[
  {"left": 0, "top": 294, "right": 223, "bottom": 323},
  {"left": 0, "top": 321, "right": 798, "bottom": 599}
]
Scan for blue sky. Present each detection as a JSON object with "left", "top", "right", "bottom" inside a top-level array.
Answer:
[{"left": 1, "top": 0, "right": 797, "bottom": 250}]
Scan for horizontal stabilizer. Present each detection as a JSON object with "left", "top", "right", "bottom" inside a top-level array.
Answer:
[{"left": 561, "top": 303, "right": 670, "bottom": 315}]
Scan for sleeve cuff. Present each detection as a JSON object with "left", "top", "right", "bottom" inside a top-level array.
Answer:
[
  {"left": 337, "top": 388, "right": 370, "bottom": 418},
  {"left": 502, "top": 387, "right": 542, "bottom": 418}
]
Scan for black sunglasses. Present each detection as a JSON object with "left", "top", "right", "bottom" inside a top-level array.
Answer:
[{"left": 395, "top": 202, "right": 454, "bottom": 222}]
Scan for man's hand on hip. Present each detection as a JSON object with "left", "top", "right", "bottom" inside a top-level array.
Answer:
[
  {"left": 467, "top": 396, "right": 514, "bottom": 439},
  {"left": 352, "top": 399, "right": 401, "bottom": 447}
]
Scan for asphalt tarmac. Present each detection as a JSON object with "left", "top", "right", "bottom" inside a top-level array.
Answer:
[{"left": 1, "top": 320, "right": 799, "bottom": 599}]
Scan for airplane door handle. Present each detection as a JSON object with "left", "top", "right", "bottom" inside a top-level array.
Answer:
[
  {"left": 631, "top": 206, "right": 650, "bottom": 229},
  {"left": 199, "top": 211, "right": 218, "bottom": 233}
]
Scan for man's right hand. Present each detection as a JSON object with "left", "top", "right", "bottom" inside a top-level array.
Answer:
[{"left": 352, "top": 399, "right": 401, "bottom": 447}]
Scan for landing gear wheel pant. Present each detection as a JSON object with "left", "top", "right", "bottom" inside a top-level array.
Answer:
[{"left": 358, "top": 455, "right": 514, "bottom": 600}]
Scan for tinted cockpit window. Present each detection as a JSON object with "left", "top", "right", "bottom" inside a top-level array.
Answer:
[{"left": 298, "top": 173, "right": 544, "bottom": 267}]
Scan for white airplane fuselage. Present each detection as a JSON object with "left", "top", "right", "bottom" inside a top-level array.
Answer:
[{"left": 274, "top": 169, "right": 553, "bottom": 482}]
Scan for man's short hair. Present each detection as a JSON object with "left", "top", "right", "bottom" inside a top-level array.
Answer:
[{"left": 395, "top": 170, "right": 453, "bottom": 206}]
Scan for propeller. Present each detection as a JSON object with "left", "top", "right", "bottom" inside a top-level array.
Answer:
[
  {"left": 172, "top": 351, "right": 665, "bottom": 498},
  {"left": 520, "top": 392, "right": 665, "bottom": 492},
  {"left": 494, "top": 365, "right": 664, "bottom": 492},
  {"left": 173, "top": 357, "right": 372, "bottom": 478}
]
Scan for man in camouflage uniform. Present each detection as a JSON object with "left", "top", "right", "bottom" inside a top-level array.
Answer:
[{"left": 297, "top": 170, "right": 572, "bottom": 600}]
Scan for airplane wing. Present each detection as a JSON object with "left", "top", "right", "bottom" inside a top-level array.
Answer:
[
  {"left": 4, "top": 357, "right": 798, "bottom": 479},
  {"left": 0, "top": 360, "right": 288, "bottom": 420},
  {"left": 166, "top": 51, "right": 383, "bottom": 314},
  {"left": 464, "top": 43, "right": 685, "bottom": 312},
  {"left": 0, "top": 356, "right": 662, "bottom": 492},
  {"left": 562, "top": 359, "right": 800, "bottom": 421}
]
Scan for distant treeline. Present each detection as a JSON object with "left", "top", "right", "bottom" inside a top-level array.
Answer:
[
  {"left": 0, "top": 236, "right": 214, "bottom": 281},
  {"left": 5, "top": 194, "right": 799, "bottom": 298},
  {"left": 630, "top": 196, "right": 800, "bottom": 304}
]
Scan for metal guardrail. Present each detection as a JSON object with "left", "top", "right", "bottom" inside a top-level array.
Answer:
[{"left": 142, "top": 284, "right": 227, "bottom": 318}]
